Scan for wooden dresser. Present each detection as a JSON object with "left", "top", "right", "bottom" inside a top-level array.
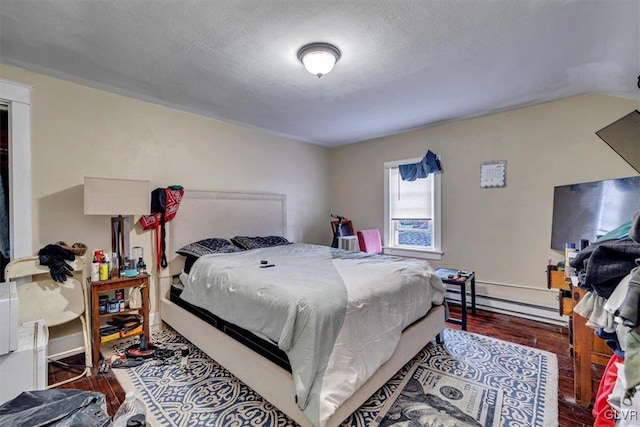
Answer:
[
  {"left": 572, "top": 286, "right": 613, "bottom": 406},
  {"left": 547, "top": 266, "right": 613, "bottom": 406}
]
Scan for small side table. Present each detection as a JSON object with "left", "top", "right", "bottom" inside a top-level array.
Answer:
[
  {"left": 89, "top": 274, "right": 150, "bottom": 367},
  {"left": 435, "top": 268, "right": 476, "bottom": 331}
]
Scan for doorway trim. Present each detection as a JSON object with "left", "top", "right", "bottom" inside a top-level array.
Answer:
[{"left": 0, "top": 78, "right": 32, "bottom": 258}]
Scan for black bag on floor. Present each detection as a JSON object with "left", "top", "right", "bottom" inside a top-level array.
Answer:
[{"left": 0, "top": 389, "right": 110, "bottom": 427}]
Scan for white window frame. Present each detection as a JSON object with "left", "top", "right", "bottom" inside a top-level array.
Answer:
[
  {"left": 0, "top": 78, "right": 32, "bottom": 258},
  {"left": 383, "top": 157, "right": 442, "bottom": 260}
]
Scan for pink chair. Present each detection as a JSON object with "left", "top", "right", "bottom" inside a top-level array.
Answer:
[{"left": 357, "top": 229, "right": 382, "bottom": 254}]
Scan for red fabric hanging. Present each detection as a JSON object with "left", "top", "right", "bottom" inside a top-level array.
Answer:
[
  {"left": 154, "top": 213, "right": 162, "bottom": 271},
  {"left": 139, "top": 188, "right": 184, "bottom": 230},
  {"left": 593, "top": 353, "right": 623, "bottom": 426},
  {"left": 138, "top": 187, "right": 184, "bottom": 270}
]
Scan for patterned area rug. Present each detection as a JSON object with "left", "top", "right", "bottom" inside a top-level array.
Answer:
[{"left": 110, "top": 328, "right": 557, "bottom": 426}]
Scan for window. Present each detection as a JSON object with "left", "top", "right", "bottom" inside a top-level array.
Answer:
[{"left": 384, "top": 158, "right": 442, "bottom": 260}]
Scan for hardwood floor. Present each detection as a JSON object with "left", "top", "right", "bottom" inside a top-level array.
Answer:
[
  {"left": 49, "top": 356, "right": 125, "bottom": 417},
  {"left": 50, "top": 307, "right": 596, "bottom": 426}
]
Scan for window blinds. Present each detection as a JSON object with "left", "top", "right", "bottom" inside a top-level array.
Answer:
[{"left": 389, "top": 167, "right": 432, "bottom": 220}]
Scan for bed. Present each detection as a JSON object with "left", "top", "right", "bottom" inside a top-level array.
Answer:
[{"left": 159, "top": 190, "right": 446, "bottom": 427}]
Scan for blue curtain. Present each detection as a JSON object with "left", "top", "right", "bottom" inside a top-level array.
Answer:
[{"left": 398, "top": 150, "right": 442, "bottom": 181}]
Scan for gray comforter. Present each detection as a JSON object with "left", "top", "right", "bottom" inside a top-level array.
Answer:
[{"left": 180, "top": 243, "right": 445, "bottom": 426}]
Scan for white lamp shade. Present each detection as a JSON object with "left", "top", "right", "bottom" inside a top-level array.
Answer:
[
  {"left": 298, "top": 43, "right": 341, "bottom": 78},
  {"left": 84, "top": 177, "right": 150, "bottom": 215},
  {"left": 302, "top": 51, "right": 337, "bottom": 77}
]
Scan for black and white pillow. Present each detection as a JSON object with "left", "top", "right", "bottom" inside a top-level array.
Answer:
[
  {"left": 177, "top": 238, "right": 242, "bottom": 258},
  {"left": 261, "top": 236, "right": 290, "bottom": 247},
  {"left": 178, "top": 238, "right": 243, "bottom": 274},
  {"left": 230, "top": 236, "right": 264, "bottom": 250},
  {"left": 231, "top": 235, "right": 290, "bottom": 250}
]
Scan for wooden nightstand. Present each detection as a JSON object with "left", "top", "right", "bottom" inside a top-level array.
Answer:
[{"left": 88, "top": 274, "right": 150, "bottom": 367}]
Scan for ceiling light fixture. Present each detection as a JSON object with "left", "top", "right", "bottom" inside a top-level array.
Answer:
[{"left": 297, "top": 43, "right": 341, "bottom": 78}]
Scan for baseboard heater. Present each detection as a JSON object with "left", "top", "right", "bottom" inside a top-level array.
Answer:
[{"left": 445, "top": 289, "right": 566, "bottom": 326}]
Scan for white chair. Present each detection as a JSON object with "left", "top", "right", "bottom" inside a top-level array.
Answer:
[{"left": 5, "top": 256, "right": 91, "bottom": 387}]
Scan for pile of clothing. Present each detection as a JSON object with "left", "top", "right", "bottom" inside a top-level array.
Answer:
[{"left": 571, "top": 211, "right": 640, "bottom": 426}]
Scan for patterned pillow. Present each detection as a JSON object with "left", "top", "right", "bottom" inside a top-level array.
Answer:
[
  {"left": 177, "top": 238, "right": 241, "bottom": 258},
  {"left": 231, "top": 235, "right": 290, "bottom": 250},
  {"left": 261, "top": 236, "right": 290, "bottom": 246},
  {"left": 182, "top": 244, "right": 242, "bottom": 274},
  {"left": 230, "top": 236, "right": 264, "bottom": 250}
]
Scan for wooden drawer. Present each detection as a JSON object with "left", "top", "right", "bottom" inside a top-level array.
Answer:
[
  {"left": 547, "top": 266, "right": 570, "bottom": 290},
  {"left": 559, "top": 289, "right": 573, "bottom": 316}
]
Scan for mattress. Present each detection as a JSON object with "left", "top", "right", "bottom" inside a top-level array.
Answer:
[{"left": 169, "top": 284, "right": 291, "bottom": 371}]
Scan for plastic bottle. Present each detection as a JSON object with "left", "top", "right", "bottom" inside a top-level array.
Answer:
[
  {"left": 137, "top": 257, "right": 147, "bottom": 275},
  {"left": 120, "top": 257, "right": 127, "bottom": 278},
  {"left": 564, "top": 243, "right": 577, "bottom": 278},
  {"left": 104, "top": 252, "right": 111, "bottom": 277},
  {"left": 91, "top": 256, "right": 100, "bottom": 282},
  {"left": 111, "top": 251, "right": 120, "bottom": 278},
  {"left": 112, "top": 391, "right": 147, "bottom": 427}
]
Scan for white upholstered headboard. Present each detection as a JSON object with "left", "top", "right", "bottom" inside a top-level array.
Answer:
[{"left": 162, "top": 190, "right": 286, "bottom": 281}]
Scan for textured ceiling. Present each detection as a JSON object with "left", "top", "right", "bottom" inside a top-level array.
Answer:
[{"left": 1, "top": 0, "right": 638, "bottom": 146}]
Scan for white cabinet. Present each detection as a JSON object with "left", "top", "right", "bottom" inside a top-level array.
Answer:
[
  {"left": 0, "top": 320, "right": 48, "bottom": 404},
  {"left": 0, "top": 282, "right": 19, "bottom": 355}
]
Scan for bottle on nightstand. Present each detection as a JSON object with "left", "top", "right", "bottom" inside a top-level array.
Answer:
[
  {"left": 136, "top": 258, "right": 147, "bottom": 275},
  {"left": 99, "top": 255, "right": 109, "bottom": 281},
  {"left": 91, "top": 256, "right": 100, "bottom": 282},
  {"left": 564, "top": 243, "right": 577, "bottom": 278},
  {"left": 111, "top": 252, "right": 120, "bottom": 278}
]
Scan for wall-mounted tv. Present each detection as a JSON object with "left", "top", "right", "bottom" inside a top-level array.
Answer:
[{"left": 551, "top": 176, "right": 640, "bottom": 250}]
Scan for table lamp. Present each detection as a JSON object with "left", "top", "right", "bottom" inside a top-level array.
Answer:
[{"left": 83, "top": 177, "right": 150, "bottom": 269}]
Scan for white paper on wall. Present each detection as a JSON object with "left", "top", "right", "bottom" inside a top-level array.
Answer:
[{"left": 480, "top": 160, "right": 506, "bottom": 188}]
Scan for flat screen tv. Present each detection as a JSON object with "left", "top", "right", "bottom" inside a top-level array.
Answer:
[{"left": 551, "top": 176, "right": 640, "bottom": 250}]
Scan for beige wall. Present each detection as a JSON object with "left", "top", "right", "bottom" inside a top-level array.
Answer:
[
  {"left": 0, "top": 64, "right": 330, "bottom": 318},
  {"left": 329, "top": 94, "right": 639, "bottom": 307},
  {"left": 2, "top": 59, "right": 638, "bottom": 343}
]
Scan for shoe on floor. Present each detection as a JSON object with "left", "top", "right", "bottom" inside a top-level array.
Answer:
[{"left": 111, "top": 357, "right": 145, "bottom": 368}]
